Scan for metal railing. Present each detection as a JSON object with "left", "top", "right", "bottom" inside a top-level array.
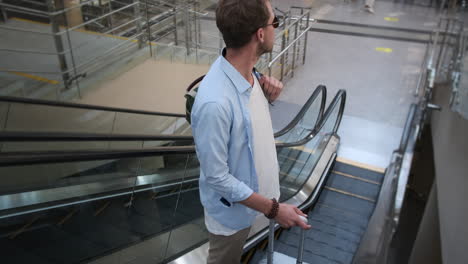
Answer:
[
  {"left": 0, "top": 0, "right": 206, "bottom": 99},
  {"left": 259, "top": 7, "right": 311, "bottom": 81},
  {"left": 353, "top": 6, "right": 467, "bottom": 262},
  {"left": 352, "top": 103, "right": 421, "bottom": 264}
]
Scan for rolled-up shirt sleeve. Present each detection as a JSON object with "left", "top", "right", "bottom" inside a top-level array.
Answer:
[{"left": 192, "top": 101, "right": 253, "bottom": 203}]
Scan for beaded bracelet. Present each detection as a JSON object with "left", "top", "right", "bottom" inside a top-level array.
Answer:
[{"left": 264, "top": 198, "right": 279, "bottom": 219}]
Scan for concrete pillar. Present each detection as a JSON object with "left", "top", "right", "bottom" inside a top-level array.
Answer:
[
  {"left": 408, "top": 184, "right": 443, "bottom": 264},
  {"left": 63, "top": 0, "right": 83, "bottom": 27}
]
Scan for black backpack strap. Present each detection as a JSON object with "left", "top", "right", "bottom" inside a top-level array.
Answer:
[
  {"left": 253, "top": 67, "right": 263, "bottom": 81},
  {"left": 187, "top": 75, "right": 206, "bottom": 92}
]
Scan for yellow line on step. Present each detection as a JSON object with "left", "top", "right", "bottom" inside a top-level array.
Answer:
[
  {"left": 324, "top": 186, "right": 376, "bottom": 203},
  {"left": 336, "top": 157, "right": 385, "bottom": 174},
  {"left": 332, "top": 170, "right": 381, "bottom": 185}
]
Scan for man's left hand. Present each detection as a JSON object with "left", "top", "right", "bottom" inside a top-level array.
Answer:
[{"left": 259, "top": 75, "right": 283, "bottom": 103}]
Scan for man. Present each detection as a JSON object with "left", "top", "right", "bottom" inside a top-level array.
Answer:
[
  {"left": 364, "top": 0, "right": 375, "bottom": 14},
  {"left": 191, "top": 0, "right": 311, "bottom": 263}
]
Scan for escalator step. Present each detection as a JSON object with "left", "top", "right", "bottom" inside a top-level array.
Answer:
[
  {"left": 316, "top": 189, "right": 375, "bottom": 218},
  {"left": 308, "top": 209, "right": 367, "bottom": 235},
  {"left": 333, "top": 162, "right": 384, "bottom": 184},
  {"left": 325, "top": 172, "right": 381, "bottom": 202},
  {"left": 280, "top": 227, "right": 358, "bottom": 255},
  {"left": 276, "top": 238, "right": 350, "bottom": 264}
]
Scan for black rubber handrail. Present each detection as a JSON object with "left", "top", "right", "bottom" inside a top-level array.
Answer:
[
  {"left": 277, "top": 89, "right": 346, "bottom": 147},
  {"left": 0, "top": 131, "right": 193, "bottom": 141},
  {"left": 316, "top": 89, "right": 346, "bottom": 134},
  {"left": 0, "top": 145, "right": 196, "bottom": 167},
  {"left": 0, "top": 90, "right": 345, "bottom": 167},
  {"left": 398, "top": 103, "right": 417, "bottom": 153},
  {"left": 274, "top": 84, "right": 326, "bottom": 138},
  {"left": 0, "top": 85, "right": 327, "bottom": 142},
  {"left": 0, "top": 95, "right": 186, "bottom": 118}
]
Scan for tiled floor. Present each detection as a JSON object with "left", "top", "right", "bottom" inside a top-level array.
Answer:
[{"left": 269, "top": 0, "right": 437, "bottom": 169}]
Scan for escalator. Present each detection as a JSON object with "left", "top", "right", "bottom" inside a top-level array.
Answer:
[
  {"left": 0, "top": 85, "right": 341, "bottom": 263},
  {"left": 248, "top": 160, "right": 384, "bottom": 264}
]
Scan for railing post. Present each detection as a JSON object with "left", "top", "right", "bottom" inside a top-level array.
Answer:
[
  {"left": 47, "top": 0, "right": 70, "bottom": 90},
  {"left": 107, "top": 0, "right": 113, "bottom": 30},
  {"left": 291, "top": 17, "right": 299, "bottom": 78},
  {"left": 268, "top": 52, "right": 273, "bottom": 77},
  {"left": 280, "top": 18, "right": 286, "bottom": 81},
  {"left": 184, "top": 7, "right": 190, "bottom": 55},
  {"left": 297, "top": 227, "right": 306, "bottom": 264},
  {"left": 0, "top": 0, "right": 7, "bottom": 22},
  {"left": 285, "top": 11, "right": 291, "bottom": 76},
  {"left": 133, "top": 0, "right": 142, "bottom": 49},
  {"left": 144, "top": 0, "right": 152, "bottom": 56},
  {"left": 194, "top": 1, "right": 199, "bottom": 63},
  {"left": 173, "top": 7, "right": 178, "bottom": 45},
  {"left": 197, "top": 1, "right": 201, "bottom": 48},
  {"left": 302, "top": 11, "right": 310, "bottom": 65},
  {"left": 0, "top": 102, "right": 11, "bottom": 153},
  {"left": 267, "top": 219, "right": 274, "bottom": 264}
]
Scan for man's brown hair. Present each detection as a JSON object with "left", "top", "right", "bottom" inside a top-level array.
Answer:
[{"left": 216, "top": 0, "right": 270, "bottom": 49}]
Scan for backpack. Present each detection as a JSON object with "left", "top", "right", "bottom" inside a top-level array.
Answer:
[{"left": 184, "top": 69, "right": 263, "bottom": 124}]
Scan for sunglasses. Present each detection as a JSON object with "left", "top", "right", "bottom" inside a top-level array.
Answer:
[{"left": 265, "top": 16, "right": 280, "bottom": 29}]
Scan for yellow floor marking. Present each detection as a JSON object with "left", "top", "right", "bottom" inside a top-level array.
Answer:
[
  {"left": 384, "top": 17, "right": 399, "bottom": 22},
  {"left": 324, "top": 186, "right": 376, "bottom": 203},
  {"left": 8, "top": 70, "right": 59, "bottom": 85},
  {"left": 336, "top": 157, "right": 385, "bottom": 174},
  {"left": 332, "top": 170, "right": 381, "bottom": 185},
  {"left": 74, "top": 27, "right": 134, "bottom": 41},
  {"left": 11, "top": 17, "right": 49, "bottom": 26},
  {"left": 375, "top": 47, "right": 393, "bottom": 53}
]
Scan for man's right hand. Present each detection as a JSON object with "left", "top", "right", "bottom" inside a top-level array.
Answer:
[{"left": 275, "top": 203, "right": 312, "bottom": 230}]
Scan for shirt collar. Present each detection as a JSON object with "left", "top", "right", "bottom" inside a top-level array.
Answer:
[{"left": 220, "top": 48, "right": 252, "bottom": 94}]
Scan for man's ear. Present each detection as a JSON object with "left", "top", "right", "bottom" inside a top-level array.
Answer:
[{"left": 256, "top": 28, "right": 265, "bottom": 43}]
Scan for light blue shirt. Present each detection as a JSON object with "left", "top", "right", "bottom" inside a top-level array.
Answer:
[{"left": 191, "top": 54, "right": 260, "bottom": 230}]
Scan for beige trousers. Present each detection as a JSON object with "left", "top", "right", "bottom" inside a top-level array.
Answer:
[{"left": 207, "top": 227, "right": 251, "bottom": 264}]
